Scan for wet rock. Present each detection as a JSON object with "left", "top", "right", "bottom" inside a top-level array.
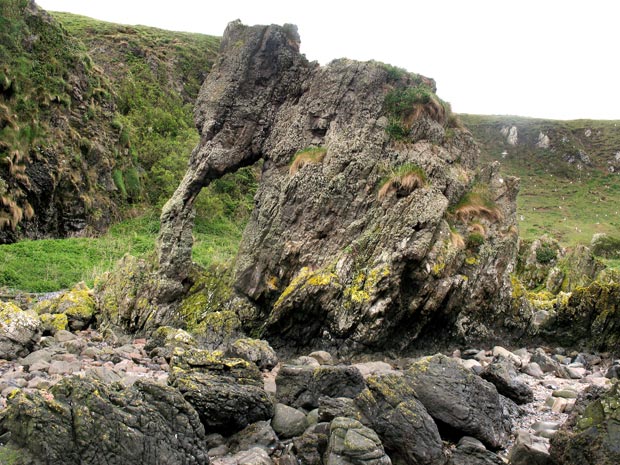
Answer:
[
  {"left": 480, "top": 358, "right": 533, "bottom": 404},
  {"left": 0, "top": 302, "right": 41, "bottom": 360},
  {"left": 405, "top": 354, "right": 510, "bottom": 449},
  {"left": 449, "top": 436, "right": 505, "bottom": 465},
  {"left": 550, "top": 383, "right": 620, "bottom": 465},
  {"left": 276, "top": 364, "right": 365, "bottom": 409},
  {"left": 271, "top": 403, "right": 308, "bottom": 439},
  {"left": 325, "top": 417, "right": 391, "bottom": 465},
  {"left": 0, "top": 375, "right": 209, "bottom": 465},
  {"left": 355, "top": 374, "right": 444, "bottom": 465},
  {"left": 509, "top": 431, "right": 551, "bottom": 465},
  {"left": 170, "top": 348, "right": 274, "bottom": 434},
  {"left": 227, "top": 338, "right": 278, "bottom": 371}
]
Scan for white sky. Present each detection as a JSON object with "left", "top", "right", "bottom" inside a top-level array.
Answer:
[{"left": 36, "top": 0, "right": 620, "bottom": 120}]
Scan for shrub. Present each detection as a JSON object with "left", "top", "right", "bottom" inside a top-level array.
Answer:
[
  {"left": 536, "top": 244, "right": 557, "bottom": 264},
  {"left": 112, "top": 169, "right": 127, "bottom": 198},
  {"left": 124, "top": 166, "right": 141, "bottom": 201},
  {"left": 378, "top": 163, "right": 427, "bottom": 200},
  {"left": 289, "top": 146, "right": 327, "bottom": 175}
]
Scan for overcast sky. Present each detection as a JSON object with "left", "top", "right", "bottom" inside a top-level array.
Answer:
[{"left": 37, "top": 0, "right": 619, "bottom": 120}]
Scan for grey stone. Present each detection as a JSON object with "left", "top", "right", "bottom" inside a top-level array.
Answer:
[
  {"left": 227, "top": 338, "right": 278, "bottom": 371},
  {"left": 0, "top": 303, "right": 41, "bottom": 360},
  {"left": 405, "top": 354, "right": 510, "bottom": 449},
  {"left": 308, "top": 351, "right": 333, "bottom": 365},
  {"left": 522, "top": 362, "right": 544, "bottom": 378},
  {"left": 233, "top": 447, "right": 273, "bottom": 465},
  {"left": 509, "top": 431, "right": 551, "bottom": 465},
  {"left": 293, "top": 423, "right": 330, "bottom": 465},
  {"left": 449, "top": 435, "right": 505, "bottom": 465},
  {"left": 480, "top": 358, "right": 533, "bottom": 404},
  {"left": 355, "top": 374, "right": 444, "bottom": 465},
  {"left": 276, "top": 364, "right": 366, "bottom": 410},
  {"left": 271, "top": 403, "right": 308, "bottom": 439},
  {"left": 325, "top": 417, "right": 391, "bottom": 465},
  {"left": 228, "top": 421, "right": 279, "bottom": 455}
]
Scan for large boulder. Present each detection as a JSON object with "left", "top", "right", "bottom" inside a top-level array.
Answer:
[
  {"left": 405, "top": 354, "right": 510, "bottom": 449},
  {"left": 0, "top": 301, "right": 41, "bottom": 360},
  {"left": 227, "top": 338, "right": 279, "bottom": 371},
  {"left": 0, "top": 376, "right": 209, "bottom": 465},
  {"left": 169, "top": 348, "right": 274, "bottom": 434},
  {"left": 276, "top": 364, "right": 366, "bottom": 409},
  {"left": 550, "top": 383, "right": 620, "bottom": 465},
  {"left": 355, "top": 374, "right": 445, "bottom": 465},
  {"left": 449, "top": 437, "right": 505, "bottom": 465},
  {"left": 325, "top": 417, "right": 392, "bottom": 465},
  {"left": 155, "top": 21, "right": 519, "bottom": 352}
]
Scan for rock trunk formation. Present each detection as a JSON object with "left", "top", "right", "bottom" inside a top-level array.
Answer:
[{"left": 156, "top": 21, "right": 519, "bottom": 351}]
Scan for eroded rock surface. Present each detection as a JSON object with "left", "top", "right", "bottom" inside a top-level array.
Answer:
[{"left": 156, "top": 20, "right": 519, "bottom": 352}]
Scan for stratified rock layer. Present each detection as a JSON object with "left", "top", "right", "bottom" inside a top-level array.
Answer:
[{"left": 157, "top": 21, "right": 519, "bottom": 351}]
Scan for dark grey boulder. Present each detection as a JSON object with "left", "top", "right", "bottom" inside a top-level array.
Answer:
[
  {"left": 480, "top": 358, "right": 534, "bottom": 404},
  {"left": 355, "top": 374, "right": 445, "bottom": 465},
  {"left": 276, "top": 364, "right": 365, "bottom": 409},
  {"left": 325, "top": 417, "right": 391, "bottom": 465},
  {"left": 405, "top": 354, "right": 510, "bottom": 450},
  {"left": 0, "top": 375, "right": 209, "bottom": 465},
  {"left": 169, "top": 348, "right": 274, "bottom": 435}
]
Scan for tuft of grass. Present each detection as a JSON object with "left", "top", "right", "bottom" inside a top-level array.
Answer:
[
  {"left": 450, "top": 230, "right": 465, "bottom": 249},
  {"left": 289, "top": 146, "right": 327, "bottom": 175},
  {"left": 378, "top": 163, "right": 427, "bottom": 200},
  {"left": 452, "top": 185, "right": 503, "bottom": 224}
]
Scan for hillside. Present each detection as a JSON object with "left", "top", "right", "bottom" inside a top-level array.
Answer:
[
  {"left": 0, "top": 5, "right": 258, "bottom": 291},
  {"left": 461, "top": 114, "right": 620, "bottom": 246}
]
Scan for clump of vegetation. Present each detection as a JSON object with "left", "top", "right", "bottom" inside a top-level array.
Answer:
[
  {"left": 378, "top": 163, "right": 427, "bottom": 200},
  {"left": 450, "top": 229, "right": 465, "bottom": 249},
  {"left": 383, "top": 84, "right": 461, "bottom": 140},
  {"left": 591, "top": 234, "right": 620, "bottom": 259},
  {"left": 289, "top": 146, "right": 327, "bottom": 175},
  {"left": 466, "top": 232, "right": 485, "bottom": 250},
  {"left": 452, "top": 184, "right": 503, "bottom": 224},
  {"left": 536, "top": 244, "right": 557, "bottom": 264}
]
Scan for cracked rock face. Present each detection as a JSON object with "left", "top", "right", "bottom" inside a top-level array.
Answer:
[{"left": 157, "top": 21, "right": 519, "bottom": 352}]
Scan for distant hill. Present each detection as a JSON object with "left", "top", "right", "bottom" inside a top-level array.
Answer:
[{"left": 461, "top": 114, "right": 620, "bottom": 246}]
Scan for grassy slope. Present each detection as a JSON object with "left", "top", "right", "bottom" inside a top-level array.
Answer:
[
  {"left": 0, "top": 11, "right": 259, "bottom": 292},
  {"left": 461, "top": 114, "right": 620, "bottom": 246}
]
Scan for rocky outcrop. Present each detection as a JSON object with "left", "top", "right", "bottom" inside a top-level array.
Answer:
[
  {"left": 0, "top": 375, "right": 209, "bottom": 465},
  {"left": 156, "top": 21, "right": 519, "bottom": 352},
  {"left": 550, "top": 383, "right": 620, "bottom": 465}
]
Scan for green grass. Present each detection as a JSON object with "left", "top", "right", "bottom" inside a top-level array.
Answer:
[
  {"left": 461, "top": 114, "right": 620, "bottom": 246},
  {"left": 0, "top": 201, "right": 249, "bottom": 292}
]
